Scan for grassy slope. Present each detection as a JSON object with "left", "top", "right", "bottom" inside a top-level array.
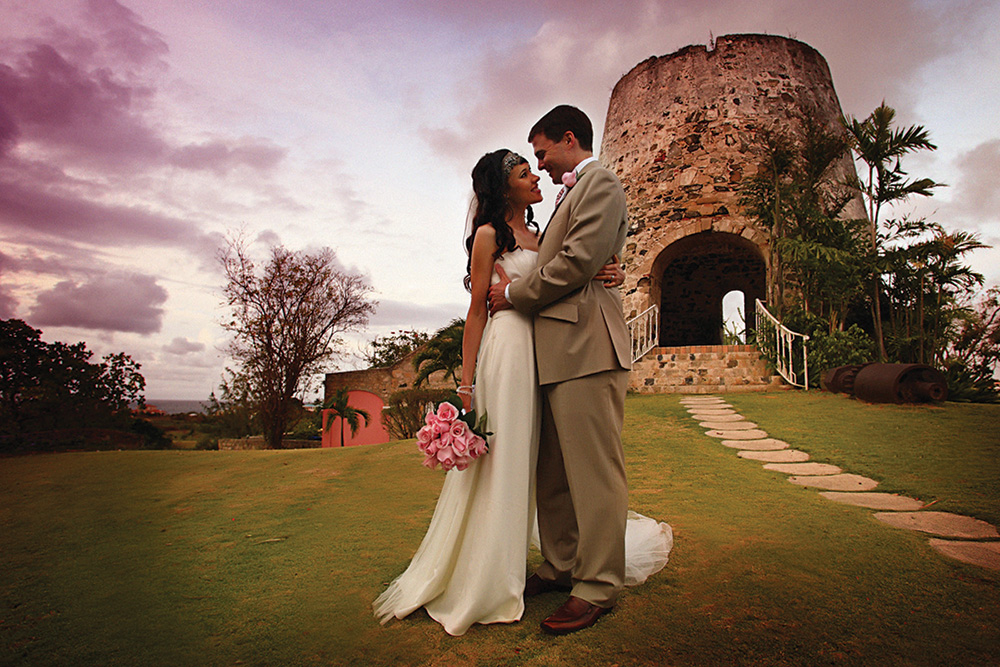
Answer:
[{"left": 2, "top": 392, "right": 998, "bottom": 666}]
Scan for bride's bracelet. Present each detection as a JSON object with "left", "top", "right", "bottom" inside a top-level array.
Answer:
[{"left": 457, "top": 385, "right": 474, "bottom": 396}]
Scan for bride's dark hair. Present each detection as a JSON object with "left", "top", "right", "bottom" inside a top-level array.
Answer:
[{"left": 464, "top": 149, "right": 537, "bottom": 291}]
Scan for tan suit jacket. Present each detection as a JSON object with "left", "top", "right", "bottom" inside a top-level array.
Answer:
[{"left": 509, "top": 160, "right": 631, "bottom": 384}]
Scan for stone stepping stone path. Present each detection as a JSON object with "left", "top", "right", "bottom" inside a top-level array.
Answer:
[
  {"left": 928, "top": 540, "right": 1000, "bottom": 570},
  {"left": 683, "top": 395, "right": 1000, "bottom": 571},
  {"left": 699, "top": 420, "right": 759, "bottom": 430},
  {"left": 819, "top": 492, "right": 925, "bottom": 511},
  {"left": 690, "top": 412, "right": 742, "bottom": 421},
  {"left": 789, "top": 473, "right": 879, "bottom": 491},
  {"left": 706, "top": 429, "right": 769, "bottom": 440},
  {"left": 764, "top": 462, "right": 843, "bottom": 476},
  {"left": 874, "top": 512, "right": 1000, "bottom": 539},
  {"left": 721, "top": 438, "right": 789, "bottom": 450},
  {"left": 738, "top": 449, "right": 810, "bottom": 462}
]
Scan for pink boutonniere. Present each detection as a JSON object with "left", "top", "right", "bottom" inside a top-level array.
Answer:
[{"left": 561, "top": 170, "right": 577, "bottom": 188}]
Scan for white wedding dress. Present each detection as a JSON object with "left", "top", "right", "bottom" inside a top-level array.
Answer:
[{"left": 373, "top": 248, "right": 672, "bottom": 636}]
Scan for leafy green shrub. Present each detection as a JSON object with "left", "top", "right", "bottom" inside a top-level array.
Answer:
[
  {"left": 129, "top": 418, "right": 171, "bottom": 449},
  {"left": 943, "top": 360, "right": 999, "bottom": 403},
  {"left": 382, "top": 387, "right": 453, "bottom": 440},
  {"left": 780, "top": 310, "right": 875, "bottom": 388}
]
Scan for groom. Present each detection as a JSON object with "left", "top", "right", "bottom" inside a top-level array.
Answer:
[{"left": 488, "top": 105, "right": 631, "bottom": 635}]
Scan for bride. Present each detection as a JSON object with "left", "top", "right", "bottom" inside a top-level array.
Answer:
[{"left": 373, "top": 149, "right": 671, "bottom": 636}]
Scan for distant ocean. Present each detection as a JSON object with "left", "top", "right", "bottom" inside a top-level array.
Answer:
[{"left": 143, "top": 399, "right": 209, "bottom": 415}]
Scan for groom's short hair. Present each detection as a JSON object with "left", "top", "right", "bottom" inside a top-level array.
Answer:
[{"left": 528, "top": 105, "right": 594, "bottom": 152}]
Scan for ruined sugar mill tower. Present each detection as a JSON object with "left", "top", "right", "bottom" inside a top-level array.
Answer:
[{"left": 602, "top": 34, "right": 864, "bottom": 369}]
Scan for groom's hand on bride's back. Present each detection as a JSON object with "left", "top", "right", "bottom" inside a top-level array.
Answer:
[{"left": 487, "top": 264, "right": 513, "bottom": 315}]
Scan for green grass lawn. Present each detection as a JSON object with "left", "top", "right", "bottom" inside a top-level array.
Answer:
[{"left": 2, "top": 392, "right": 998, "bottom": 666}]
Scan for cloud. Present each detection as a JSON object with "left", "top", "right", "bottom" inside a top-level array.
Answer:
[
  {"left": 0, "top": 43, "right": 166, "bottom": 168},
  {"left": 169, "top": 137, "right": 286, "bottom": 174},
  {"left": 163, "top": 336, "right": 205, "bottom": 354},
  {"left": 29, "top": 271, "right": 168, "bottom": 334},
  {"left": 369, "top": 298, "right": 465, "bottom": 330},
  {"left": 949, "top": 139, "right": 1000, "bottom": 223}
]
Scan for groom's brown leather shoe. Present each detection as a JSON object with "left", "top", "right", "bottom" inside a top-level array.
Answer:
[
  {"left": 524, "top": 573, "right": 572, "bottom": 597},
  {"left": 540, "top": 596, "right": 612, "bottom": 635}
]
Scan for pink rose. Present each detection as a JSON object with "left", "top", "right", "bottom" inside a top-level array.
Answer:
[
  {"left": 425, "top": 411, "right": 440, "bottom": 427},
  {"left": 454, "top": 459, "right": 469, "bottom": 471},
  {"left": 436, "top": 402, "right": 459, "bottom": 422},
  {"left": 436, "top": 445, "right": 456, "bottom": 470},
  {"left": 433, "top": 419, "right": 450, "bottom": 436},
  {"left": 449, "top": 422, "right": 469, "bottom": 453},
  {"left": 561, "top": 170, "right": 577, "bottom": 187},
  {"left": 470, "top": 434, "right": 488, "bottom": 457},
  {"left": 422, "top": 453, "right": 438, "bottom": 469},
  {"left": 416, "top": 425, "right": 433, "bottom": 451}
]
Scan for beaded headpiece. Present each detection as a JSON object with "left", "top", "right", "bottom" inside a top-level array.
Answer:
[{"left": 501, "top": 151, "right": 526, "bottom": 179}]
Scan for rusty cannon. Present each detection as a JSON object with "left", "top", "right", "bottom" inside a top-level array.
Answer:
[
  {"left": 821, "top": 364, "right": 867, "bottom": 395},
  {"left": 827, "top": 363, "right": 947, "bottom": 403}
]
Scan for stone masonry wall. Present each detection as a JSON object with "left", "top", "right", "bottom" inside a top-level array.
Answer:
[
  {"left": 629, "top": 345, "right": 784, "bottom": 394},
  {"left": 601, "top": 34, "right": 865, "bottom": 327},
  {"left": 323, "top": 348, "right": 452, "bottom": 404}
]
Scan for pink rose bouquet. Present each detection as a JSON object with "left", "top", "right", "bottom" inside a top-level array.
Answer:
[{"left": 416, "top": 397, "right": 490, "bottom": 471}]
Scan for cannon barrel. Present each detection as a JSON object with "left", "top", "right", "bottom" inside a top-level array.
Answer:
[
  {"left": 852, "top": 363, "right": 948, "bottom": 404},
  {"left": 821, "top": 364, "right": 867, "bottom": 394}
]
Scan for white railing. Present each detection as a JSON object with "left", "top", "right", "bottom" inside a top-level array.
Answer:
[
  {"left": 754, "top": 299, "right": 810, "bottom": 389},
  {"left": 627, "top": 305, "right": 659, "bottom": 363}
]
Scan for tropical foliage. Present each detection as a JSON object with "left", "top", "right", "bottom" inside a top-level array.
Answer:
[
  {"left": 363, "top": 329, "right": 430, "bottom": 368},
  {"left": 741, "top": 104, "right": 995, "bottom": 398},
  {"left": 412, "top": 319, "right": 464, "bottom": 388},
  {"left": 321, "top": 388, "right": 370, "bottom": 447}
]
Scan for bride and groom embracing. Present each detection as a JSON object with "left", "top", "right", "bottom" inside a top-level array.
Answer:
[{"left": 374, "top": 105, "right": 672, "bottom": 637}]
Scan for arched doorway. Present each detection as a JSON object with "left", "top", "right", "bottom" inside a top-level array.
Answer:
[
  {"left": 651, "top": 232, "right": 765, "bottom": 346},
  {"left": 723, "top": 289, "right": 746, "bottom": 344}
]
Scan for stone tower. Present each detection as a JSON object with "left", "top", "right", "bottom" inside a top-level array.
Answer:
[{"left": 602, "top": 34, "right": 864, "bottom": 347}]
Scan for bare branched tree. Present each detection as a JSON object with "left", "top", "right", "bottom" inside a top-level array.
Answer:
[{"left": 220, "top": 236, "right": 376, "bottom": 448}]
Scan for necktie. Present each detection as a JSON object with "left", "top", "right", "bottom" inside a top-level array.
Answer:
[{"left": 554, "top": 185, "right": 568, "bottom": 208}]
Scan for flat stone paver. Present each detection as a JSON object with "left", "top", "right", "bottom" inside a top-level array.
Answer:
[
  {"left": 738, "top": 449, "right": 810, "bottom": 462},
  {"left": 689, "top": 413, "right": 743, "bottom": 422},
  {"left": 681, "top": 402, "right": 730, "bottom": 408},
  {"left": 874, "top": 511, "right": 1000, "bottom": 539},
  {"left": 764, "top": 462, "right": 843, "bottom": 475},
  {"left": 722, "top": 438, "right": 789, "bottom": 450},
  {"left": 928, "top": 539, "right": 1000, "bottom": 571},
  {"left": 687, "top": 409, "right": 740, "bottom": 417},
  {"left": 789, "top": 473, "right": 878, "bottom": 491},
  {"left": 699, "top": 420, "right": 758, "bottom": 430},
  {"left": 706, "top": 429, "right": 769, "bottom": 439},
  {"left": 818, "top": 492, "right": 925, "bottom": 511}
]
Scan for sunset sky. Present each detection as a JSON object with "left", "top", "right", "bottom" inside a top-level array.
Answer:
[{"left": 2, "top": 0, "right": 998, "bottom": 401}]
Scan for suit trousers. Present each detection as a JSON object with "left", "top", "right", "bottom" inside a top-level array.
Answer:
[{"left": 534, "top": 368, "right": 629, "bottom": 608}]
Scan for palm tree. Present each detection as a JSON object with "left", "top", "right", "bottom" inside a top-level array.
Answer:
[
  {"left": 843, "top": 102, "right": 942, "bottom": 360},
  {"left": 322, "top": 388, "right": 370, "bottom": 447},
  {"left": 412, "top": 319, "right": 464, "bottom": 388}
]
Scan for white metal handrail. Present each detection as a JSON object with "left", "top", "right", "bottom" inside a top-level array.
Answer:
[
  {"left": 627, "top": 305, "right": 659, "bottom": 363},
  {"left": 754, "top": 299, "right": 810, "bottom": 389}
]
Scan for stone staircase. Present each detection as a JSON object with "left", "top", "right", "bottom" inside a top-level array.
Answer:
[{"left": 628, "top": 344, "right": 784, "bottom": 394}]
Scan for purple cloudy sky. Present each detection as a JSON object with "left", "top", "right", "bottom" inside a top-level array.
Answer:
[{"left": 2, "top": 0, "right": 998, "bottom": 400}]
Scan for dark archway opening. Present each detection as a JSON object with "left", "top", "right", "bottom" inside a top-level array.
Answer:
[{"left": 655, "top": 232, "right": 765, "bottom": 346}]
